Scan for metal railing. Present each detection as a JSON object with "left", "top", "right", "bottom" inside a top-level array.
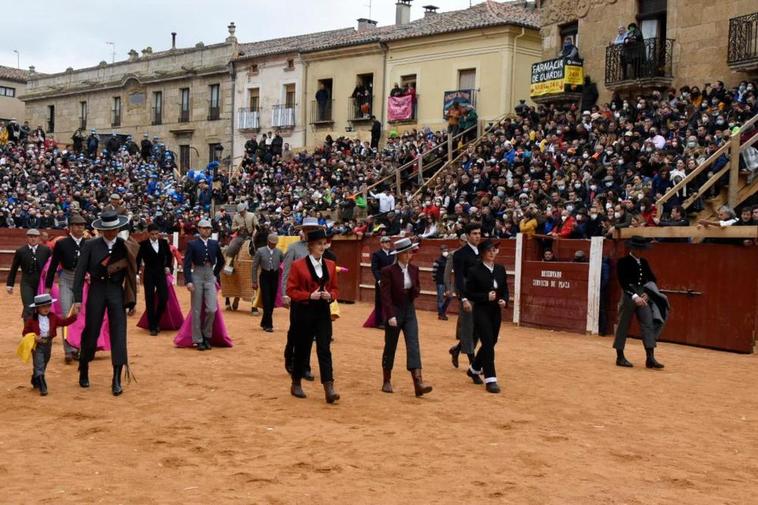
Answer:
[
  {"left": 237, "top": 107, "right": 260, "bottom": 130},
  {"left": 311, "top": 100, "right": 333, "bottom": 123},
  {"left": 387, "top": 93, "right": 419, "bottom": 123},
  {"left": 208, "top": 105, "right": 221, "bottom": 121},
  {"left": 272, "top": 104, "right": 296, "bottom": 128},
  {"left": 605, "top": 38, "right": 674, "bottom": 85},
  {"left": 656, "top": 113, "right": 758, "bottom": 217},
  {"left": 348, "top": 96, "right": 373, "bottom": 121},
  {"left": 151, "top": 107, "right": 162, "bottom": 126},
  {"left": 111, "top": 114, "right": 121, "bottom": 127},
  {"left": 179, "top": 109, "right": 190, "bottom": 123},
  {"left": 728, "top": 12, "right": 758, "bottom": 67}
]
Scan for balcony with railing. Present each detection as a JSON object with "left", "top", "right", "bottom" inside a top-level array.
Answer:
[
  {"left": 272, "top": 104, "right": 296, "bottom": 128},
  {"left": 348, "top": 96, "right": 373, "bottom": 122},
  {"left": 237, "top": 107, "right": 260, "bottom": 131},
  {"left": 605, "top": 38, "right": 674, "bottom": 91},
  {"left": 151, "top": 107, "right": 162, "bottom": 126},
  {"left": 311, "top": 100, "right": 333, "bottom": 125},
  {"left": 387, "top": 94, "right": 418, "bottom": 123},
  {"left": 728, "top": 12, "right": 758, "bottom": 71},
  {"left": 111, "top": 113, "right": 121, "bottom": 128},
  {"left": 208, "top": 105, "right": 220, "bottom": 121},
  {"left": 178, "top": 109, "right": 190, "bottom": 123}
]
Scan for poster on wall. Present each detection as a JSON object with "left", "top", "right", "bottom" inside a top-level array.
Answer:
[
  {"left": 442, "top": 89, "right": 475, "bottom": 118},
  {"left": 530, "top": 58, "right": 584, "bottom": 97}
]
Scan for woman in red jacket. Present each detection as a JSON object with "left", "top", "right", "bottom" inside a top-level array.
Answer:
[{"left": 286, "top": 229, "right": 340, "bottom": 403}]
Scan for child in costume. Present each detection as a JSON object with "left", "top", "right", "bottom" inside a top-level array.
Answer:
[{"left": 22, "top": 294, "right": 78, "bottom": 396}]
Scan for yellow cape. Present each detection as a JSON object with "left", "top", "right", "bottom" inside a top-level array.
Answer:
[{"left": 16, "top": 333, "right": 37, "bottom": 363}]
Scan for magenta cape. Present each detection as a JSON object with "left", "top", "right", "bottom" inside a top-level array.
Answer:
[
  {"left": 137, "top": 275, "right": 185, "bottom": 331},
  {"left": 363, "top": 309, "right": 379, "bottom": 328},
  {"left": 174, "top": 291, "right": 233, "bottom": 348},
  {"left": 39, "top": 258, "right": 110, "bottom": 351}
]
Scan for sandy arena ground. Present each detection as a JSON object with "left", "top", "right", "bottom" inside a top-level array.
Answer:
[{"left": 1, "top": 291, "right": 757, "bottom": 505}]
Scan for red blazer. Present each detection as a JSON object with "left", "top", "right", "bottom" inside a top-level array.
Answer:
[
  {"left": 22, "top": 312, "right": 78, "bottom": 338},
  {"left": 380, "top": 263, "right": 420, "bottom": 321},
  {"left": 287, "top": 257, "right": 339, "bottom": 303}
]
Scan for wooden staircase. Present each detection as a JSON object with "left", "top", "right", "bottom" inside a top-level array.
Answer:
[{"left": 694, "top": 172, "right": 758, "bottom": 222}]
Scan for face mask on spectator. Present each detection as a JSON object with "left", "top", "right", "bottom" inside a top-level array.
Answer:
[
  {"left": 614, "top": 211, "right": 622, "bottom": 219},
  {"left": 640, "top": 205, "right": 646, "bottom": 212},
  {"left": 561, "top": 215, "right": 568, "bottom": 222},
  {"left": 688, "top": 141, "right": 697, "bottom": 148},
  {"left": 590, "top": 212, "right": 598, "bottom": 219}
]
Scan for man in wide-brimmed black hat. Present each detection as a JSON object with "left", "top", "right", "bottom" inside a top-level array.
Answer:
[
  {"left": 45, "top": 213, "right": 88, "bottom": 363},
  {"left": 613, "top": 236, "right": 666, "bottom": 369},
  {"left": 72, "top": 210, "right": 137, "bottom": 396}
]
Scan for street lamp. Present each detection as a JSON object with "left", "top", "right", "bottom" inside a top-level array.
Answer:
[{"left": 12, "top": 49, "right": 19, "bottom": 69}]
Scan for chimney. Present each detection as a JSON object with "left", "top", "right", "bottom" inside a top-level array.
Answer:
[
  {"left": 357, "top": 18, "right": 378, "bottom": 32},
  {"left": 423, "top": 5, "right": 438, "bottom": 16},
  {"left": 128, "top": 49, "right": 139, "bottom": 62},
  {"left": 226, "top": 22, "right": 237, "bottom": 43},
  {"left": 395, "top": 0, "right": 412, "bottom": 25},
  {"left": 171, "top": 32, "right": 177, "bottom": 49}
]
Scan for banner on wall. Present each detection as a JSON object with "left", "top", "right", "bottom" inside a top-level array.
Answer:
[
  {"left": 388, "top": 95, "right": 414, "bottom": 122},
  {"left": 530, "top": 58, "right": 584, "bottom": 97},
  {"left": 442, "top": 89, "right": 475, "bottom": 118}
]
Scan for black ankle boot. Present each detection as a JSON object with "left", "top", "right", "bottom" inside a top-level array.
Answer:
[
  {"left": 112, "top": 365, "right": 123, "bottom": 396},
  {"left": 79, "top": 362, "right": 90, "bottom": 388},
  {"left": 616, "top": 349, "right": 633, "bottom": 367},
  {"left": 645, "top": 348, "right": 664, "bottom": 369},
  {"left": 38, "top": 375, "right": 48, "bottom": 396}
]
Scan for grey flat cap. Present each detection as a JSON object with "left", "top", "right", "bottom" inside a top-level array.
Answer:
[
  {"left": 197, "top": 219, "right": 212, "bottom": 228},
  {"left": 26, "top": 228, "right": 41, "bottom": 236}
]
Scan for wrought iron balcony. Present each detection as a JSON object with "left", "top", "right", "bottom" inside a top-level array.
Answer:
[
  {"left": 605, "top": 38, "right": 674, "bottom": 90},
  {"left": 348, "top": 96, "right": 373, "bottom": 122},
  {"left": 237, "top": 107, "right": 260, "bottom": 130},
  {"left": 310, "top": 100, "right": 333, "bottom": 124},
  {"left": 178, "top": 110, "right": 190, "bottom": 123},
  {"left": 728, "top": 12, "right": 758, "bottom": 71},
  {"left": 207, "top": 105, "right": 220, "bottom": 121},
  {"left": 272, "top": 104, "right": 296, "bottom": 128}
]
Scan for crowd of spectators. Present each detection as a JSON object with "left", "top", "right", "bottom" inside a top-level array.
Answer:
[{"left": 1, "top": 79, "right": 757, "bottom": 245}]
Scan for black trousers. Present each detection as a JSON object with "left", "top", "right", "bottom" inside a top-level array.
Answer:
[
  {"left": 472, "top": 303, "right": 501, "bottom": 380},
  {"left": 20, "top": 279, "right": 38, "bottom": 319},
  {"left": 291, "top": 301, "right": 333, "bottom": 384},
  {"left": 382, "top": 302, "right": 421, "bottom": 371},
  {"left": 259, "top": 270, "right": 279, "bottom": 329},
  {"left": 143, "top": 272, "right": 167, "bottom": 331},
  {"left": 81, "top": 280, "right": 127, "bottom": 367},
  {"left": 284, "top": 310, "right": 311, "bottom": 373},
  {"left": 373, "top": 281, "right": 383, "bottom": 324}
]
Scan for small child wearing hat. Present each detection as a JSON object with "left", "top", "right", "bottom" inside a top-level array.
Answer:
[{"left": 22, "top": 294, "right": 78, "bottom": 396}]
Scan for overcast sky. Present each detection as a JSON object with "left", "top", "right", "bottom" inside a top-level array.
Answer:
[{"left": 1, "top": 0, "right": 485, "bottom": 73}]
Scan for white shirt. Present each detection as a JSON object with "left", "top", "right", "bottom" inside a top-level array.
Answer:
[
  {"left": 29, "top": 245, "right": 38, "bottom": 254},
  {"left": 309, "top": 255, "right": 324, "bottom": 278},
  {"left": 398, "top": 261, "right": 412, "bottom": 289},
  {"left": 150, "top": 239, "right": 160, "bottom": 254},
  {"left": 719, "top": 218, "right": 738, "bottom": 227},
  {"left": 72, "top": 236, "right": 83, "bottom": 247},
  {"left": 104, "top": 237, "right": 117, "bottom": 252},
  {"left": 483, "top": 262, "right": 498, "bottom": 289},
  {"left": 371, "top": 192, "right": 396, "bottom": 213},
  {"left": 38, "top": 314, "right": 50, "bottom": 338},
  {"left": 468, "top": 242, "right": 479, "bottom": 255}
]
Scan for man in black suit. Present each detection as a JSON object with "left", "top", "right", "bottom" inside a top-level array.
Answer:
[
  {"left": 136, "top": 223, "right": 173, "bottom": 335},
  {"left": 44, "top": 214, "right": 87, "bottom": 362},
  {"left": 252, "top": 233, "right": 284, "bottom": 332},
  {"left": 449, "top": 223, "right": 482, "bottom": 368},
  {"left": 72, "top": 210, "right": 137, "bottom": 396},
  {"left": 370, "top": 236, "right": 395, "bottom": 329},
  {"left": 464, "top": 239, "right": 508, "bottom": 393},
  {"left": 6, "top": 228, "right": 51, "bottom": 319},
  {"left": 613, "top": 236, "right": 665, "bottom": 369}
]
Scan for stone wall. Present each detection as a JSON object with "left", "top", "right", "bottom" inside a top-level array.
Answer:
[
  {"left": 0, "top": 78, "right": 26, "bottom": 122},
  {"left": 22, "top": 37, "right": 237, "bottom": 170},
  {"left": 540, "top": 0, "right": 758, "bottom": 101}
]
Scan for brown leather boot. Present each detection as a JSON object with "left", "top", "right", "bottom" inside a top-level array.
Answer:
[
  {"left": 324, "top": 381, "right": 340, "bottom": 404},
  {"left": 290, "top": 378, "right": 306, "bottom": 398},
  {"left": 381, "top": 369, "right": 393, "bottom": 393},
  {"left": 411, "top": 369, "right": 432, "bottom": 397}
]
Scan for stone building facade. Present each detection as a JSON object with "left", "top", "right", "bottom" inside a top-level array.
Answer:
[
  {"left": 22, "top": 24, "right": 238, "bottom": 171},
  {"left": 539, "top": 0, "right": 758, "bottom": 101},
  {"left": 0, "top": 65, "right": 29, "bottom": 123}
]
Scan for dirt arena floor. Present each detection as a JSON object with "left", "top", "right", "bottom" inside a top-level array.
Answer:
[{"left": 2, "top": 291, "right": 757, "bottom": 505}]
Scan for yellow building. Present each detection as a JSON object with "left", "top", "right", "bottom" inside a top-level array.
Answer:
[
  {"left": 298, "top": 1, "right": 540, "bottom": 147},
  {"left": 0, "top": 65, "right": 29, "bottom": 123}
]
